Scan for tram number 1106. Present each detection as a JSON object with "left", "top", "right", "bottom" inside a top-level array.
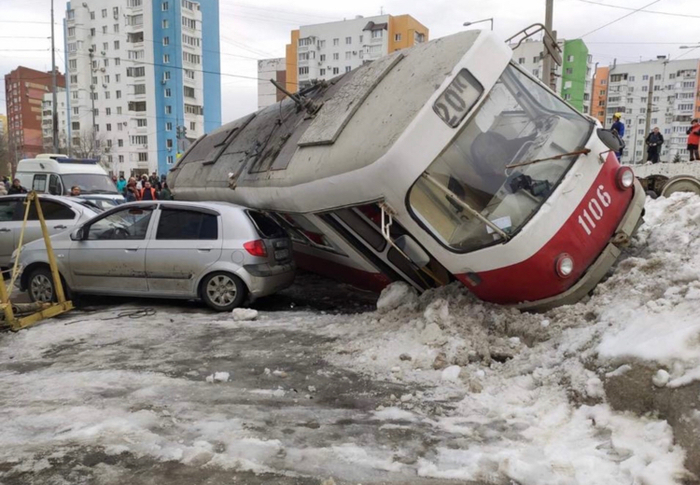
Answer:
[
  {"left": 577, "top": 185, "right": 612, "bottom": 236},
  {"left": 433, "top": 69, "right": 483, "bottom": 128}
]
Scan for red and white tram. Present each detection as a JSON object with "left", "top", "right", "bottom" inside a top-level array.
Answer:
[{"left": 169, "top": 29, "right": 645, "bottom": 310}]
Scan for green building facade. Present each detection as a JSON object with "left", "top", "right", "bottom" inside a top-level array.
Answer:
[{"left": 560, "top": 39, "right": 590, "bottom": 113}]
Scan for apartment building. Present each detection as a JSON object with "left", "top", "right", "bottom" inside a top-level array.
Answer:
[
  {"left": 512, "top": 38, "right": 592, "bottom": 113},
  {"left": 594, "top": 57, "right": 700, "bottom": 163},
  {"left": 41, "top": 88, "right": 69, "bottom": 152},
  {"left": 64, "top": 0, "right": 221, "bottom": 177},
  {"left": 257, "top": 14, "right": 428, "bottom": 108},
  {"left": 4, "top": 66, "right": 66, "bottom": 162},
  {"left": 257, "top": 58, "right": 287, "bottom": 109},
  {"left": 0, "top": 114, "right": 7, "bottom": 136}
]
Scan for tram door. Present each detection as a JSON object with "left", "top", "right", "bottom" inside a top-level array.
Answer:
[{"left": 318, "top": 204, "right": 452, "bottom": 291}]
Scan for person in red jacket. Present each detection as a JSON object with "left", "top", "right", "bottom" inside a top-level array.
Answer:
[
  {"left": 686, "top": 119, "right": 700, "bottom": 161},
  {"left": 139, "top": 181, "right": 158, "bottom": 201}
]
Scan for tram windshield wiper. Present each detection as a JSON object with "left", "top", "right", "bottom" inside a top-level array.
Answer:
[
  {"left": 421, "top": 172, "right": 510, "bottom": 240},
  {"left": 505, "top": 148, "right": 591, "bottom": 169}
]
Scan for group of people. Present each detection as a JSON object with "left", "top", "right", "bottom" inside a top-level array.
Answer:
[
  {"left": 113, "top": 172, "right": 173, "bottom": 202},
  {"left": 610, "top": 113, "right": 700, "bottom": 163}
]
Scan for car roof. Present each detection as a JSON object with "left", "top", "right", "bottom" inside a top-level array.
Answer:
[
  {"left": 119, "top": 200, "right": 251, "bottom": 214},
  {"left": 0, "top": 193, "right": 100, "bottom": 214}
]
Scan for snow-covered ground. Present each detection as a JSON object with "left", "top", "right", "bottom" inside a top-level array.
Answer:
[{"left": 1, "top": 194, "right": 699, "bottom": 484}]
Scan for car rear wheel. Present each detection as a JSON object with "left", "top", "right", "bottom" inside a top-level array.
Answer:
[
  {"left": 201, "top": 272, "right": 246, "bottom": 312},
  {"left": 28, "top": 267, "right": 56, "bottom": 303}
]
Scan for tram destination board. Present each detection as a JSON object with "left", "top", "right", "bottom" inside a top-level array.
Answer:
[{"left": 433, "top": 69, "right": 483, "bottom": 128}]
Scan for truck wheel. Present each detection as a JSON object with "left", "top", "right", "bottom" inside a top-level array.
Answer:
[{"left": 660, "top": 176, "right": 700, "bottom": 197}]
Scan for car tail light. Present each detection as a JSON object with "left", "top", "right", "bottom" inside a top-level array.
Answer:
[
  {"left": 616, "top": 166, "right": 634, "bottom": 190},
  {"left": 243, "top": 240, "right": 267, "bottom": 257},
  {"left": 555, "top": 253, "right": 574, "bottom": 279}
]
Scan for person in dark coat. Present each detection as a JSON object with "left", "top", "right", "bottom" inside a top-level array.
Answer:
[
  {"left": 140, "top": 181, "right": 158, "bottom": 201},
  {"left": 686, "top": 119, "right": 700, "bottom": 162},
  {"left": 645, "top": 127, "right": 664, "bottom": 164},
  {"left": 8, "top": 179, "right": 27, "bottom": 194}
]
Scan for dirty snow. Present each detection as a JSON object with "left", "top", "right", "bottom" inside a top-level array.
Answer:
[{"left": 1, "top": 194, "right": 700, "bottom": 484}]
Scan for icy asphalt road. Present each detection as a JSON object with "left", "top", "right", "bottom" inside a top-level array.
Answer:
[{"left": 0, "top": 277, "right": 478, "bottom": 485}]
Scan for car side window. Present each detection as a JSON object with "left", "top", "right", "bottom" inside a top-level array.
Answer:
[
  {"left": 87, "top": 206, "right": 154, "bottom": 240},
  {"left": 0, "top": 201, "right": 17, "bottom": 222},
  {"left": 32, "top": 174, "right": 47, "bottom": 192},
  {"left": 156, "top": 208, "right": 218, "bottom": 240},
  {"left": 24, "top": 201, "right": 76, "bottom": 221},
  {"left": 48, "top": 174, "right": 62, "bottom": 195}
]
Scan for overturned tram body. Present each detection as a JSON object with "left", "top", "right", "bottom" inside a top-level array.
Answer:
[{"left": 169, "top": 30, "right": 646, "bottom": 311}]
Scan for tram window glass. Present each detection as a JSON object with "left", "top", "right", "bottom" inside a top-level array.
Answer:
[
  {"left": 333, "top": 208, "right": 386, "bottom": 252},
  {"left": 409, "top": 63, "right": 592, "bottom": 253},
  {"left": 281, "top": 214, "right": 347, "bottom": 255}
]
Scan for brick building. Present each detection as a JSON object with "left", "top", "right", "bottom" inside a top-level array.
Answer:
[{"left": 4, "top": 66, "right": 65, "bottom": 167}]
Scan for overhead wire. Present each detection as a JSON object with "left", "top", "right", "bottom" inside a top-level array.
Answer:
[{"left": 579, "top": 0, "right": 662, "bottom": 38}]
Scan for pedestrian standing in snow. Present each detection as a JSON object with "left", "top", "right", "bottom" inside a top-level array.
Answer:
[
  {"left": 611, "top": 113, "right": 625, "bottom": 160},
  {"left": 645, "top": 127, "right": 664, "bottom": 164},
  {"left": 686, "top": 119, "right": 700, "bottom": 162}
]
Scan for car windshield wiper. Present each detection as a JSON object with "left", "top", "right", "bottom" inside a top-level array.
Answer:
[
  {"left": 421, "top": 172, "right": 510, "bottom": 240},
  {"left": 505, "top": 148, "right": 591, "bottom": 169}
]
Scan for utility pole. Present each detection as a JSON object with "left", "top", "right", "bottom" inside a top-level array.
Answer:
[
  {"left": 642, "top": 76, "right": 654, "bottom": 163},
  {"left": 542, "top": 0, "right": 555, "bottom": 89},
  {"left": 51, "top": 0, "right": 59, "bottom": 153}
]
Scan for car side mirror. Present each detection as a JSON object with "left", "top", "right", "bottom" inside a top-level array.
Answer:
[
  {"left": 70, "top": 227, "right": 85, "bottom": 241},
  {"left": 597, "top": 128, "right": 625, "bottom": 153},
  {"left": 394, "top": 235, "right": 430, "bottom": 268}
]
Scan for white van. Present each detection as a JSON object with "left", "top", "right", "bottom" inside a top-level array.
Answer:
[{"left": 15, "top": 154, "right": 125, "bottom": 206}]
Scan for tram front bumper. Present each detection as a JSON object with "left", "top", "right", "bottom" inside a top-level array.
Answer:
[{"left": 516, "top": 178, "right": 646, "bottom": 312}]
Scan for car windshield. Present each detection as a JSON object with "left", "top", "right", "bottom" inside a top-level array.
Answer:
[
  {"left": 61, "top": 174, "right": 118, "bottom": 194},
  {"left": 409, "top": 63, "right": 593, "bottom": 253}
]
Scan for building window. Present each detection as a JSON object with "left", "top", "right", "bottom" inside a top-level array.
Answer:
[
  {"left": 114, "top": 40, "right": 120, "bottom": 50},
  {"left": 394, "top": 33, "right": 402, "bottom": 41},
  {"left": 184, "top": 86, "right": 195, "bottom": 98},
  {"left": 299, "top": 67, "right": 309, "bottom": 75},
  {"left": 318, "top": 40, "right": 325, "bottom": 48},
  {"left": 166, "top": 122, "right": 173, "bottom": 131},
  {"left": 345, "top": 51, "right": 351, "bottom": 60},
  {"left": 165, "top": 88, "right": 171, "bottom": 97},
  {"left": 162, "top": 19, "right": 169, "bottom": 28},
  {"left": 345, "top": 66, "right": 351, "bottom": 73},
  {"left": 134, "top": 84, "right": 146, "bottom": 94},
  {"left": 136, "top": 119, "right": 147, "bottom": 127},
  {"left": 567, "top": 55, "right": 574, "bottom": 62},
  {"left": 333, "top": 53, "right": 339, "bottom": 60},
  {"left": 90, "top": 11, "right": 95, "bottom": 20},
  {"left": 371, "top": 30, "right": 383, "bottom": 39},
  {"left": 165, "top": 105, "right": 172, "bottom": 114},
  {"left": 166, "top": 139, "right": 173, "bottom": 149},
  {"left": 114, "top": 23, "right": 119, "bottom": 33},
  {"left": 518, "top": 57, "right": 525, "bottom": 64},
  {"left": 115, "top": 58, "right": 121, "bottom": 66},
  {"left": 163, "top": 37, "right": 169, "bottom": 46},
  {"left": 138, "top": 153, "right": 148, "bottom": 162},
  {"left": 320, "top": 68, "right": 326, "bottom": 76},
  {"left": 163, "top": 54, "right": 170, "bottom": 63},
  {"left": 320, "top": 54, "right": 325, "bottom": 62},
  {"left": 565, "top": 68, "right": 573, "bottom": 75},
  {"left": 345, "top": 36, "right": 352, "bottom": 44},
  {"left": 162, "top": 1, "right": 169, "bottom": 10},
  {"left": 102, "top": 25, "right": 108, "bottom": 34},
  {"left": 333, "top": 67, "right": 339, "bottom": 75},
  {"left": 333, "top": 38, "right": 339, "bottom": 46},
  {"left": 167, "top": 155, "right": 174, "bottom": 164},
  {"left": 116, "top": 90, "right": 122, "bottom": 99},
  {"left": 190, "top": 121, "right": 196, "bottom": 130},
  {"left": 164, "top": 71, "right": 171, "bottom": 80},
  {"left": 106, "top": 123, "right": 112, "bottom": 131},
  {"left": 105, "top": 92, "right": 110, "bottom": 100},
  {"left": 117, "top": 107, "right": 122, "bottom": 114},
  {"left": 101, "top": 8, "right": 107, "bottom": 17}
]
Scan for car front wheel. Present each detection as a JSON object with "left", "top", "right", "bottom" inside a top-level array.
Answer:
[
  {"left": 28, "top": 267, "right": 56, "bottom": 303},
  {"left": 201, "top": 272, "right": 246, "bottom": 312}
]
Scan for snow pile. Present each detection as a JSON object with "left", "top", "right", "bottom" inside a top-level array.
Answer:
[
  {"left": 205, "top": 372, "right": 230, "bottom": 383},
  {"left": 231, "top": 308, "right": 259, "bottom": 321},
  {"left": 323, "top": 193, "right": 700, "bottom": 484}
]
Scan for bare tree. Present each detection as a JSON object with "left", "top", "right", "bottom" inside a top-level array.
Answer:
[
  {"left": 0, "top": 130, "right": 10, "bottom": 178},
  {"left": 71, "top": 129, "right": 108, "bottom": 170}
]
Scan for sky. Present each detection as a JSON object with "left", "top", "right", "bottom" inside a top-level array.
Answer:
[{"left": 0, "top": 0, "right": 698, "bottom": 122}]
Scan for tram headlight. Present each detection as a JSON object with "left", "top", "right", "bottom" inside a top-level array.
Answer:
[
  {"left": 616, "top": 167, "right": 635, "bottom": 190},
  {"left": 555, "top": 253, "right": 575, "bottom": 278}
]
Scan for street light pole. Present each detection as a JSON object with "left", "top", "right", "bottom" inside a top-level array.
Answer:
[
  {"left": 542, "top": 0, "right": 555, "bottom": 88},
  {"left": 462, "top": 18, "right": 494, "bottom": 31},
  {"left": 51, "top": 0, "right": 59, "bottom": 153}
]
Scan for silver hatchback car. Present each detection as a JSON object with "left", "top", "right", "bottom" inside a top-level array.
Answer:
[{"left": 16, "top": 201, "right": 295, "bottom": 311}]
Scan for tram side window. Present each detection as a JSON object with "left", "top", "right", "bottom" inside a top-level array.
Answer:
[{"left": 279, "top": 213, "right": 347, "bottom": 255}]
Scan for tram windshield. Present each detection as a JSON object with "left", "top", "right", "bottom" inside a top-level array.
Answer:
[{"left": 409, "top": 63, "right": 593, "bottom": 253}]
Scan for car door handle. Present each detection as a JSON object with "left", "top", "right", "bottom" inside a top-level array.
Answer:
[
  {"left": 0, "top": 228, "right": 10, "bottom": 233},
  {"left": 125, "top": 247, "right": 139, "bottom": 252},
  {"left": 197, "top": 247, "right": 212, "bottom": 252},
  {"left": 53, "top": 225, "right": 68, "bottom": 230}
]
